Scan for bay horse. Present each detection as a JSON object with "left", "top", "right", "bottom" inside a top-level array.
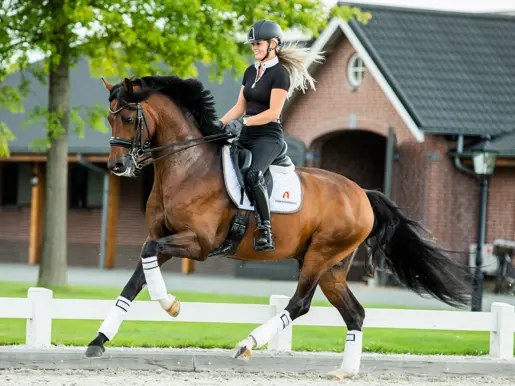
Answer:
[{"left": 84, "top": 75, "right": 470, "bottom": 379}]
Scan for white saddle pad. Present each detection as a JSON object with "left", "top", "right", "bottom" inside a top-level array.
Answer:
[{"left": 222, "top": 145, "right": 303, "bottom": 214}]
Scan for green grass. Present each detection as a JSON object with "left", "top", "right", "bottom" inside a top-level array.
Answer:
[{"left": 0, "top": 282, "right": 506, "bottom": 356}]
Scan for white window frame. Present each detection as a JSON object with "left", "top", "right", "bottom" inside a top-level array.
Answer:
[{"left": 347, "top": 53, "right": 365, "bottom": 88}]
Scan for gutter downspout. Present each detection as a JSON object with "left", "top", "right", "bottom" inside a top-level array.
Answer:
[
  {"left": 77, "top": 154, "right": 109, "bottom": 269},
  {"left": 454, "top": 135, "right": 477, "bottom": 178}
]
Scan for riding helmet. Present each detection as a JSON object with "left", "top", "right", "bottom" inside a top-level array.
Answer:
[{"left": 245, "top": 19, "right": 284, "bottom": 46}]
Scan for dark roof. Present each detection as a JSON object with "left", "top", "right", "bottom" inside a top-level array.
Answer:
[
  {"left": 342, "top": 2, "right": 515, "bottom": 136},
  {"left": 468, "top": 130, "right": 515, "bottom": 156},
  {"left": 3, "top": 58, "right": 242, "bottom": 154}
]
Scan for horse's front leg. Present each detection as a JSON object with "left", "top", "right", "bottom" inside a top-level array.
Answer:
[
  {"left": 141, "top": 230, "right": 204, "bottom": 310},
  {"left": 84, "top": 232, "right": 199, "bottom": 358},
  {"left": 85, "top": 257, "right": 150, "bottom": 357}
]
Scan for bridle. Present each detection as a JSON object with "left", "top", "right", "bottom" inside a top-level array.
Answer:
[{"left": 109, "top": 101, "right": 231, "bottom": 169}]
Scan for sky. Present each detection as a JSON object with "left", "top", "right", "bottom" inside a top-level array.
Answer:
[
  {"left": 282, "top": 0, "right": 515, "bottom": 41},
  {"left": 323, "top": 0, "right": 515, "bottom": 13}
]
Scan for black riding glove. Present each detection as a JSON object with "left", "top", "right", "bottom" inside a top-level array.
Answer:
[
  {"left": 224, "top": 118, "right": 246, "bottom": 138},
  {"left": 213, "top": 119, "right": 224, "bottom": 132}
]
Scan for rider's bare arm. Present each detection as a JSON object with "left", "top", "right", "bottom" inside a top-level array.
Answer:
[{"left": 220, "top": 86, "right": 246, "bottom": 125}]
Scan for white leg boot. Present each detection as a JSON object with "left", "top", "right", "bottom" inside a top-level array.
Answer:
[
  {"left": 327, "top": 330, "right": 363, "bottom": 379},
  {"left": 98, "top": 296, "right": 132, "bottom": 341},
  {"left": 234, "top": 310, "right": 292, "bottom": 360},
  {"left": 141, "top": 256, "right": 180, "bottom": 317}
]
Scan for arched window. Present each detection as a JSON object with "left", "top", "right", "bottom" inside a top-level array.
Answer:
[{"left": 347, "top": 53, "right": 365, "bottom": 87}]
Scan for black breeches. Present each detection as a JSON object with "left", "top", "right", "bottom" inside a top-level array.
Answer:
[{"left": 243, "top": 138, "right": 283, "bottom": 186}]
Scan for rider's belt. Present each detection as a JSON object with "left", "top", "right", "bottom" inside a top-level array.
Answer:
[{"left": 244, "top": 115, "right": 281, "bottom": 124}]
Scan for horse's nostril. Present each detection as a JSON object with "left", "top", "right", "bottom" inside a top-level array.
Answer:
[{"left": 114, "top": 162, "right": 125, "bottom": 172}]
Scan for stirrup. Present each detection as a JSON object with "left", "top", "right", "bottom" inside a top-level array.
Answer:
[
  {"left": 256, "top": 222, "right": 268, "bottom": 231},
  {"left": 253, "top": 221, "right": 275, "bottom": 252}
]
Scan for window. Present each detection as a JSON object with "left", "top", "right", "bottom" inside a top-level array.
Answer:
[
  {"left": 347, "top": 53, "right": 365, "bottom": 88},
  {"left": 0, "top": 163, "right": 106, "bottom": 210},
  {"left": 0, "top": 163, "right": 32, "bottom": 208},
  {"left": 17, "top": 163, "right": 32, "bottom": 206},
  {"left": 69, "top": 163, "right": 108, "bottom": 209},
  {"left": 69, "top": 164, "right": 89, "bottom": 209},
  {"left": 86, "top": 164, "right": 105, "bottom": 208},
  {"left": 0, "top": 163, "right": 18, "bottom": 206}
]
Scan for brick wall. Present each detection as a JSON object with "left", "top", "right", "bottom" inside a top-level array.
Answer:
[
  {"left": 283, "top": 39, "right": 415, "bottom": 147},
  {"left": 0, "top": 177, "right": 147, "bottom": 267},
  {"left": 487, "top": 168, "right": 515, "bottom": 243},
  {"left": 0, "top": 170, "right": 236, "bottom": 276},
  {"left": 0, "top": 207, "right": 31, "bottom": 263}
]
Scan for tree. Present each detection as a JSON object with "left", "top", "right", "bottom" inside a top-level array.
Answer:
[{"left": 0, "top": 1, "right": 370, "bottom": 286}]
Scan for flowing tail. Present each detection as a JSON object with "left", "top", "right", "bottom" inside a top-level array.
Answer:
[{"left": 365, "top": 190, "right": 471, "bottom": 308}]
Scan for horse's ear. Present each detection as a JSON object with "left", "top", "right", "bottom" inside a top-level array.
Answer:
[
  {"left": 102, "top": 78, "right": 113, "bottom": 91},
  {"left": 123, "top": 78, "right": 134, "bottom": 94}
]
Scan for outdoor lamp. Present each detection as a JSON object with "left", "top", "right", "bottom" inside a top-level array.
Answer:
[{"left": 472, "top": 147, "right": 498, "bottom": 175}]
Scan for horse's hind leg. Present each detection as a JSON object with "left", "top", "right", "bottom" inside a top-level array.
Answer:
[
  {"left": 318, "top": 253, "right": 365, "bottom": 379},
  {"left": 233, "top": 257, "right": 320, "bottom": 360},
  {"left": 233, "top": 242, "right": 358, "bottom": 360}
]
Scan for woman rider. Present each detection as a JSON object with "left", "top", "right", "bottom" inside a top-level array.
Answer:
[{"left": 219, "top": 19, "right": 324, "bottom": 252}]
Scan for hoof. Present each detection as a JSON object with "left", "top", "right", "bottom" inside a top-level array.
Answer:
[
  {"left": 166, "top": 298, "right": 181, "bottom": 317},
  {"left": 234, "top": 346, "right": 252, "bottom": 361},
  {"left": 233, "top": 337, "right": 255, "bottom": 361},
  {"left": 326, "top": 368, "right": 358, "bottom": 380},
  {"left": 84, "top": 344, "right": 105, "bottom": 358}
]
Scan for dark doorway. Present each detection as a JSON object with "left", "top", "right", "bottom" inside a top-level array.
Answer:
[{"left": 319, "top": 130, "right": 386, "bottom": 282}]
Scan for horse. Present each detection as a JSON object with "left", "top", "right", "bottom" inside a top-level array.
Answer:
[{"left": 84, "top": 75, "right": 471, "bottom": 380}]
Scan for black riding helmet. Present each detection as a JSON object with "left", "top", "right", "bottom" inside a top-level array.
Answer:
[{"left": 245, "top": 19, "right": 284, "bottom": 46}]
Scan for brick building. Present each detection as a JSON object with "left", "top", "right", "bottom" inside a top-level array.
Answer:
[
  {"left": 282, "top": 5, "right": 515, "bottom": 279},
  {"left": 1, "top": 4, "right": 514, "bottom": 281}
]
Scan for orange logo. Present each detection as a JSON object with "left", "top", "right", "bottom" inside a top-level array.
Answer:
[{"left": 282, "top": 191, "right": 290, "bottom": 199}]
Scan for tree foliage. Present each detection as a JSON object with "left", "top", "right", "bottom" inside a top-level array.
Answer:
[{"left": 0, "top": 0, "right": 370, "bottom": 156}]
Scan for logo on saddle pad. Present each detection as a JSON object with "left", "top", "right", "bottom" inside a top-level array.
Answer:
[{"left": 282, "top": 191, "right": 290, "bottom": 200}]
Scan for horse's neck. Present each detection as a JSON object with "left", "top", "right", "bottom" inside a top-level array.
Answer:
[
  {"left": 152, "top": 130, "right": 222, "bottom": 196},
  {"left": 150, "top": 97, "right": 223, "bottom": 197}
]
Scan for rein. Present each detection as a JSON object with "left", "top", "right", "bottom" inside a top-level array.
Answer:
[{"left": 109, "top": 102, "right": 231, "bottom": 169}]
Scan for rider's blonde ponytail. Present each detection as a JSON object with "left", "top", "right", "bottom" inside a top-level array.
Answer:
[{"left": 276, "top": 41, "right": 325, "bottom": 98}]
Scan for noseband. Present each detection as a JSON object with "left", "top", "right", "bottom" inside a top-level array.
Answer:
[{"left": 109, "top": 102, "right": 231, "bottom": 169}]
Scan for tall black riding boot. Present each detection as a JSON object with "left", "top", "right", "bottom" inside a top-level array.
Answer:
[{"left": 249, "top": 172, "right": 275, "bottom": 252}]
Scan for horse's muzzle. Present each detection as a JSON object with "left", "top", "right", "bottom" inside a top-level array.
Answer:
[{"left": 108, "top": 155, "right": 130, "bottom": 175}]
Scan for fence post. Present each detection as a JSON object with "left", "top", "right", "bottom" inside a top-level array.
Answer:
[
  {"left": 490, "top": 302, "right": 514, "bottom": 359},
  {"left": 268, "top": 295, "right": 292, "bottom": 351},
  {"left": 26, "top": 287, "right": 53, "bottom": 347}
]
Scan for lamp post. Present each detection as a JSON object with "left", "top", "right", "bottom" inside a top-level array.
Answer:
[{"left": 470, "top": 143, "right": 498, "bottom": 312}]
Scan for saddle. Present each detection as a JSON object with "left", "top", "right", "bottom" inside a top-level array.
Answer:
[
  {"left": 208, "top": 140, "right": 298, "bottom": 259},
  {"left": 230, "top": 140, "right": 293, "bottom": 201}
]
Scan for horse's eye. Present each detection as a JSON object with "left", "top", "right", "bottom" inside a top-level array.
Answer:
[{"left": 122, "top": 116, "right": 134, "bottom": 124}]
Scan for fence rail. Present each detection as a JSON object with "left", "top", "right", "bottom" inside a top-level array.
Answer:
[{"left": 1, "top": 288, "right": 514, "bottom": 359}]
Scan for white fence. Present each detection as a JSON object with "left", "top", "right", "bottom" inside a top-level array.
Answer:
[{"left": 2, "top": 287, "right": 514, "bottom": 359}]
